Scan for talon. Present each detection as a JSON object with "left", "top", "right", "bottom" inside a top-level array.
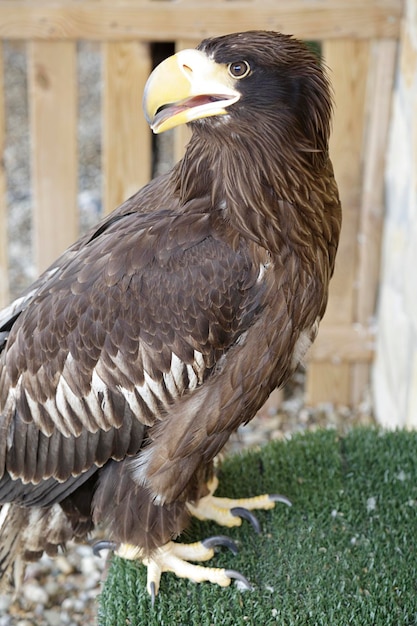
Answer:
[
  {"left": 112, "top": 480, "right": 292, "bottom": 596},
  {"left": 201, "top": 535, "right": 239, "bottom": 555},
  {"left": 92, "top": 540, "right": 118, "bottom": 556},
  {"left": 225, "top": 569, "right": 252, "bottom": 590},
  {"left": 119, "top": 540, "right": 249, "bottom": 593},
  {"left": 270, "top": 494, "right": 292, "bottom": 507},
  {"left": 150, "top": 581, "right": 156, "bottom": 607},
  {"left": 230, "top": 507, "right": 261, "bottom": 534},
  {"left": 187, "top": 478, "right": 291, "bottom": 529}
]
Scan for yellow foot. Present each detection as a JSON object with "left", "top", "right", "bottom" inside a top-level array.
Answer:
[
  {"left": 92, "top": 478, "right": 291, "bottom": 601},
  {"left": 187, "top": 476, "right": 291, "bottom": 532},
  {"left": 115, "top": 538, "right": 250, "bottom": 603}
]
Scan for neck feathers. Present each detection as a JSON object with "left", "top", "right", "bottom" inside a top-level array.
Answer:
[{"left": 173, "top": 120, "right": 332, "bottom": 254}]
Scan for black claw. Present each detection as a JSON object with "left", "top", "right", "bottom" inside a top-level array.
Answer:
[
  {"left": 150, "top": 581, "right": 156, "bottom": 607},
  {"left": 92, "top": 540, "right": 118, "bottom": 557},
  {"left": 270, "top": 494, "right": 292, "bottom": 507},
  {"left": 230, "top": 507, "right": 262, "bottom": 534},
  {"left": 225, "top": 569, "right": 252, "bottom": 590},
  {"left": 201, "top": 535, "right": 239, "bottom": 555}
]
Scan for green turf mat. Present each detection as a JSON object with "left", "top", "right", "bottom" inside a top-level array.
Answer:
[{"left": 98, "top": 429, "right": 417, "bottom": 625}]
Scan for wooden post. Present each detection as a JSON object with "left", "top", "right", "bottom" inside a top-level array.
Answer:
[
  {"left": 102, "top": 41, "right": 152, "bottom": 214},
  {"left": 351, "top": 39, "right": 397, "bottom": 401},
  {"left": 28, "top": 41, "right": 78, "bottom": 274},
  {"left": 0, "top": 2, "right": 403, "bottom": 42},
  {"left": 0, "top": 44, "right": 8, "bottom": 308}
]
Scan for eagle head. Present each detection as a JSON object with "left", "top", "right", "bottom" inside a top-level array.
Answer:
[{"left": 143, "top": 31, "right": 332, "bottom": 155}]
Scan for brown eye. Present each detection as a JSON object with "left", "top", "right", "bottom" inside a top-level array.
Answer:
[{"left": 228, "top": 61, "right": 251, "bottom": 79}]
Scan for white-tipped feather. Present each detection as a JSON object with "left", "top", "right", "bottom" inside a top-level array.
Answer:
[{"left": 0, "top": 504, "right": 10, "bottom": 531}]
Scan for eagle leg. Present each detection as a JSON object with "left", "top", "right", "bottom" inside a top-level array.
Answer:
[
  {"left": 115, "top": 537, "right": 251, "bottom": 601},
  {"left": 92, "top": 477, "right": 290, "bottom": 599},
  {"left": 187, "top": 476, "right": 291, "bottom": 531}
]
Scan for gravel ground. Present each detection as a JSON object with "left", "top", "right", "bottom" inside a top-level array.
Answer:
[{"left": 1, "top": 41, "right": 375, "bottom": 625}]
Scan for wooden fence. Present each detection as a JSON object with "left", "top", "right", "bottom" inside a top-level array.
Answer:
[{"left": 0, "top": 0, "right": 404, "bottom": 405}]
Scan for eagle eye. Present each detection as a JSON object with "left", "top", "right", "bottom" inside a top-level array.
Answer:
[{"left": 228, "top": 61, "right": 251, "bottom": 79}]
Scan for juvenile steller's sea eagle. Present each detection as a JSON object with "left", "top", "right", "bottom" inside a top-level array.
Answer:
[{"left": 0, "top": 31, "right": 341, "bottom": 597}]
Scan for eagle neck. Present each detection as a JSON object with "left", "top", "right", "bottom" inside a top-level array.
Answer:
[{"left": 174, "top": 126, "right": 328, "bottom": 255}]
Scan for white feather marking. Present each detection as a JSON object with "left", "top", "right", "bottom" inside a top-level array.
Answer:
[
  {"left": 23, "top": 389, "right": 44, "bottom": 430},
  {"left": 55, "top": 358, "right": 112, "bottom": 433},
  {"left": 89, "top": 369, "right": 108, "bottom": 406},
  {"left": 257, "top": 264, "right": 266, "bottom": 283},
  {"left": 116, "top": 371, "right": 164, "bottom": 425},
  {"left": 0, "top": 503, "right": 11, "bottom": 531},
  {"left": 55, "top": 375, "right": 90, "bottom": 435},
  {"left": 170, "top": 352, "right": 185, "bottom": 389},
  {"left": 44, "top": 395, "right": 75, "bottom": 438},
  {"left": 45, "top": 504, "right": 65, "bottom": 533},
  {"left": 10, "top": 372, "right": 77, "bottom": 438},
  {"left": 2, "top": 384, "right": 17, "bottom": 433},
  {"left": 139, "top": 374, "right": 159, "bottom": 412},
  {"left": 162, "top": 352, "right": 185, "bottom": 398},
  {"left": 193, "top": 350, "right": 205, "bottom": 372},
  {"left": 235, "top": 330, "right": 248, "bottom": 346},
  {"left": 116, "top": 386, "right": 142, "bottom": 417},
  {"left": 20, "top": 505, "right": 67, "bottom": 552},
  {"left": 185, "top": 350, "right": 207, "bottom": 388},
  {"left": 129, "top": 446, "right": 160, "bottom": 496},
  {"left": 256, "top": 262, "right": 271, "bottom": 284},
  {"left": 163, "top": 369, "right": 177, "bottom": 399},
  {"left": 23, "top": 508, "right": 43, "bottom": 538},
  {"left": 86, "top": 368, "right": 114, "bottom": 430},
  {"left": 186, "top": 364, "right": 198, "bottom": 389},
  {"left": 145, "top": 372, "right": 169, "bottom": 409},
  {"left": 291, "top": 318, "right": 320, "bottom": 369}
]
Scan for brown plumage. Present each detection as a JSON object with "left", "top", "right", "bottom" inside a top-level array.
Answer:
[{"left": 0, "top": 31, "right": 341, "bottom": 589}]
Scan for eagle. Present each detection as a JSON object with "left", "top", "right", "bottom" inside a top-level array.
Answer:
[{"left": 0, "top": 31, "right": 341, "bottom": 599}]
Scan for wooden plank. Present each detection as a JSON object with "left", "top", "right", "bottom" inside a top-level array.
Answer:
[
  {"left": 0, "top": 43, "right": 8, "bottom": 308},
  {"left": 350, "top": 363, "right": 370, "bottom": 406},
  {"left": 323, "top": 39, "right": 370, "bottom": 325},
  {"left": 0, "top": 1, "right": 403, "bottom": 41},
  {"left": 351, "top": 39, "right": 397, "bottom": 404},
  {"left": 28, "top": 41, "right": 78, "bottom": 273},
  {"left": 356, "top": 39, "right": 397, "bottom": 325},
  {"left": 307, "top": 325, "right": 375, "bottom": 363},
  {"left": 102, "top": 41, "right": 152, "bottom": 214},
  {"left": 306, "top": 39, "right": 371, "bottom": 405},
  {"left": 305, "top": 362, "right": 352, "bottom": 407}
]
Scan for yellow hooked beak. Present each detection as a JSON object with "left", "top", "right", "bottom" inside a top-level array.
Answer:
[{"left": 143, "top": 49, "right": 241, "bottom": 134}]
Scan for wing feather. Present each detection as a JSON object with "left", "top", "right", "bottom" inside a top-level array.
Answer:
[{"left": 1, "top": 199, "right": 266, "bottom": 499}]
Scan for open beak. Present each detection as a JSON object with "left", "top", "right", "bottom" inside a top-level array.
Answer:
[{"left": 143, "top": 49, "right": 241, "bottom": 134}]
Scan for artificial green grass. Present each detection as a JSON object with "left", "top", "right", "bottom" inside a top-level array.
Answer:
[{"left": 98, "top": 429, "right": 417, "bottom": 625}]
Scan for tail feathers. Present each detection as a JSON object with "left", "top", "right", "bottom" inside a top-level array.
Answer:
[
  {"left": 0, "top": 504, "right": 28, "bottom": 591},
  {"left": 0, "top": 503, "right": 79, "bottom": 591}
]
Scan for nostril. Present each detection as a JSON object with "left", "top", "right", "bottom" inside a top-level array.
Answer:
[{"left": 182, "top": 64, "right": 193, "bottom": 74}]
